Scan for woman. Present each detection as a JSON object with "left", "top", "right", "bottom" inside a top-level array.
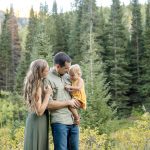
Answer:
[{"left": 24, "top": 59, "right": 52, "bottom": 150}]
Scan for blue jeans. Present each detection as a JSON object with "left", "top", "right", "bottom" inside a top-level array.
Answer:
[{"left": 51, "top": 123, "right": 79, "bottom": 150}]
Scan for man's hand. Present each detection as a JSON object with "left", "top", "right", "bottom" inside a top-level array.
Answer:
[{"left": 68, "top": 99, "right": 81, "bottom": 109}]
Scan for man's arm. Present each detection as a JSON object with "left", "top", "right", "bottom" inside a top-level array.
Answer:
[
  {"left": 47, "top": 99, "right": 81, "bottom": 110},
  {"left": 44, "top": 77, "right": 81, "bottom": 110}
]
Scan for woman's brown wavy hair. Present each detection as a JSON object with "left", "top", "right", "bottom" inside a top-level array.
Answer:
[{"left": 23, "top": 59, "right": 48, "bottom": 111}]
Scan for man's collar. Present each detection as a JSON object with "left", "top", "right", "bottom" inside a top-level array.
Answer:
[{"left": 51, "top": 67, "right": 62, "bottom": 77}]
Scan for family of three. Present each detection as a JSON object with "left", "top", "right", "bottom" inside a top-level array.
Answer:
[{"left": 23, "top": 52, "right": 86, "bottom": 150}]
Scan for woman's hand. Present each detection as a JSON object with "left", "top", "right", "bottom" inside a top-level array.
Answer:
[{"left": 44, "top": 85, "right": 52, "bottom": 96}]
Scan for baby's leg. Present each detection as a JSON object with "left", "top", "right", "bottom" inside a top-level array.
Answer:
[
  {"left": 68, "top": 100, "right": 82, "bottom": 125},
  {"left": 68, "top": 107, "right": 79, "bottom": 119}
]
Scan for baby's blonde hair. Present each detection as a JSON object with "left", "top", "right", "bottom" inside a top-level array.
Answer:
[{"left": 69, "top": 64, "right": 82, "bottom": 76}]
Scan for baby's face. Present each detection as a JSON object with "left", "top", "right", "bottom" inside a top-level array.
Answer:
[{"left": 69, "top": 70, "right": 79, "bottom": 81}]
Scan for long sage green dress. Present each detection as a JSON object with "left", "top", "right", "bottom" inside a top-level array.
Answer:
[{"left": 24, "top": 109, "right": 49, "bottom": 150}]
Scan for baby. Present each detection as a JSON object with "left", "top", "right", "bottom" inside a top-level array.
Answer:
[{"left": 65, "top": 64, "right": 86, "bottom": 125}]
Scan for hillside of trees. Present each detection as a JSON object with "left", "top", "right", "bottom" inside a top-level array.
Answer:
[{"left": 0, "top": 0, "right": 150, "bottom": 149}]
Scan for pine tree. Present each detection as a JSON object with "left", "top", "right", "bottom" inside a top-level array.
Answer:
[
  {"left": 50, "top": 0, "right": 67, "bottom": 54},
  {"left": 62, "top": 12, "right": 73, "bottom": 54},
  {"left": 15, "top": 7, "right": 37, "bottom": 93},
  {"left": 31, "top": 3, "right": 53, "bottom": 64},
  {"left": 80, "top": 31, "right": 112, "bottom": 132},
  {"left": 127, "top": 0, "right": 144, "bottom": 108},
  {"left": 140, "top": 0, "right": 150, "bottom": 111},
  {"left": 7, "top": 6, "right": 21, "bottom": 91},
  {"left": 68, "top": 0, "right": 83, "bottom": 63},
  {"left": 103, "top": 0, "right": 131, "bottom": 116},
  {"left": 0, "top": 7, "right": 21, "bottom": 91},
  {"left": 80, "top": 0, "right": 112, "bottom": 132},
  {"left": 25, "top": 7, "right": 37, "bottom": 63},
  {"left": 0, "top": 10, "right": 12, "bottom": 90}
]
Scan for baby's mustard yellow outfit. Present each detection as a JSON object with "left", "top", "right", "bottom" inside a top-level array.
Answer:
[{"left": 71, "top": 79, "right": 86, "bottom": 109}]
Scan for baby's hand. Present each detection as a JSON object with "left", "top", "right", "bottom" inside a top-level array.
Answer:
[{"left": 65, "top": 85, "right": 71, "bottom": 90}]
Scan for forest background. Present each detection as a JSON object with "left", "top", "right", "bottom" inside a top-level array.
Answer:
[{"left": 0, "top": 0, "right": 150, "bottom": 149}]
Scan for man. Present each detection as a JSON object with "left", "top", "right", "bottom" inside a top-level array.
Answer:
[{"left": 46, "top": 52, "right": 80, "bottom": 150}]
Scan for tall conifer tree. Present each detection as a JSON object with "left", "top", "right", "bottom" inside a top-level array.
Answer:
[
  {"left": 140, "top": 0, "right": 150, "bottom": 111},
  {"left": 80, "top": 0, "right": 112, "bottom": 130},
  {"left": 68, "top": 0, "right": 83, "bottom": 63},
  {"left": 103, "top": 0, "right": 130, "bottom": 116},
  {"left": 31, "top": 3, "right": 52, "bottom": 64},
  {"left": 15, "top": 8, "right": 37, "bottom": 92},
  {"left": 50, "top": 0, "right": 67, "bottom": 54},
  {"left": 7, "top": 7, "right": 21, "bottom": 91},
  {"left": 127, "top": 0, "right": 144, "bottom": 108},
  {"left": 0, "top": 10, "right": 11, "bottom": 90}
]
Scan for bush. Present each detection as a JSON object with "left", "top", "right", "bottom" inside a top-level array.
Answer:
[
  {"left": 110, "top": 113, "right": 150, "bottom": 149},
  {"left": 80, "top": 127, "right": 108, "bottom": 150}
]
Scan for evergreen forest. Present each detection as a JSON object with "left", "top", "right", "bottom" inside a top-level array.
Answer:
[{"left": 0, "top": 0, "right": 150, "bottom": 149}]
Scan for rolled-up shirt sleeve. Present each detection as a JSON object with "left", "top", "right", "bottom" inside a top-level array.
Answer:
[{"left": 43, "top": 78, "right": 53, "bottom": 102}]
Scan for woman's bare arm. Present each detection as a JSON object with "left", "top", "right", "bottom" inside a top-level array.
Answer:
[{"left": 34, "top": 86, "right": 51, "bottom": 116}]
